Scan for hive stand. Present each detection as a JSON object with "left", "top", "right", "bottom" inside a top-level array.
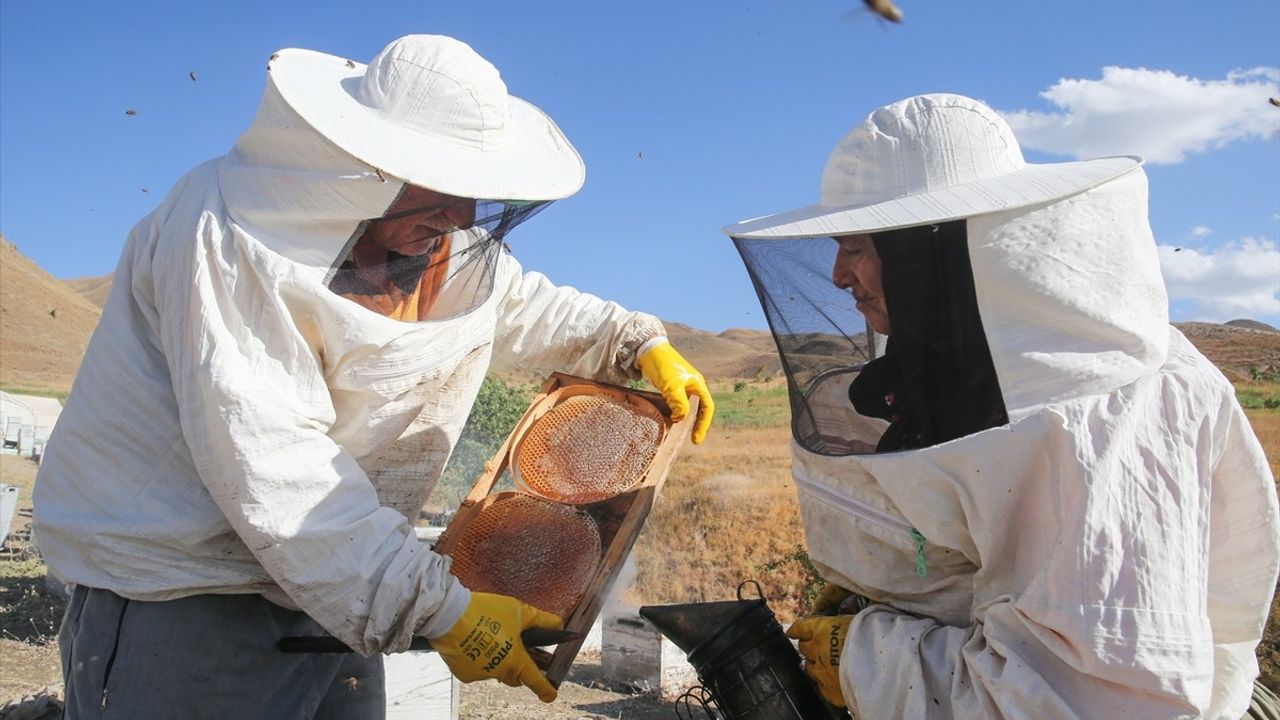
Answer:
[{"left": 432, "top": 372, "right": 697, "bottom": 686}]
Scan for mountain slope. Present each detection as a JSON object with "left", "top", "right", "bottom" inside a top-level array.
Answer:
[
  {"left": 65, "top": 274, "right": 114, "bottom": 308},
  {"left": 0, "top": 235, "right": 102, "bottom": 392},
  {"left": 2, "top": 248, "right": 1277, "bottom": 390}
]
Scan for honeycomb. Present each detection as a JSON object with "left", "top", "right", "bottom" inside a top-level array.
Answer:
[
  {"left": 512, "top": 394, "right": 665, "bottom": 504},
  {"left": 447, "top": 494, "right": 602, "bottom": 618}
]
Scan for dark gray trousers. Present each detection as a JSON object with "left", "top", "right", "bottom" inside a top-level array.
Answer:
[{"left": 58, "top": 586, "right": 385, "bottom": 720}]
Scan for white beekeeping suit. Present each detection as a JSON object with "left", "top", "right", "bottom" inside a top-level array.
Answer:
[
  {"left": 727, "top": 94, "right": 1279, "bottom": 719},
  {"left": 35, "top": 35, "right": 665, "bottom": 657}
]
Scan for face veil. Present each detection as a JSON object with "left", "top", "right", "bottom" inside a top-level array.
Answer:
[
  {"left": 327, "top": 189, "right": 550, "bottom": 322},
  {"left": 733, "top": 220, "right": 1008, "bottom": 456}
]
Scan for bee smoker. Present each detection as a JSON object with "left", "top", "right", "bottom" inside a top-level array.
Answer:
[{"left": 639, "top": 581, "right": 849, "bottom": 720}]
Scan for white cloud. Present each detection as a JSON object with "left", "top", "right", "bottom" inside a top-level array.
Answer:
[
  {"left": 1190, "top": 225, "right": 1212, "bottom": 238},
  {"left": 1158, "top": 237, "right": 1280, "bottom": 323},
  {"left": 1001, "top": 67, "right": 1280, "bottom": 164}
]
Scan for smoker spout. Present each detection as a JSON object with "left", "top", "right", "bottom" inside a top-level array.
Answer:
[{"left": 637, "top": 599, "right": 757, "bottom": 655}]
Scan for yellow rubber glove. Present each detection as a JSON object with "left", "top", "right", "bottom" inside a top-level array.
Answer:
[
  {"left": 811, "top": 583, "right": 854, "bottom": 616},
  {"left": 637, "top": 341, "right": 715, "bottom": 444},
  {"left": 786, "top": 614, "right": 853, "bottom": 709},
  {"left": 431, "top": 592, "right": 563, "bottom": 703}
]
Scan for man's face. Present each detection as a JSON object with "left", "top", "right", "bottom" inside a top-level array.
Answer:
[
  {"left": 361, "top": 185, "right": 478, "bottom": 256},
  {"left": 832, "top": 234, "right": 890, "bottom": 335}
]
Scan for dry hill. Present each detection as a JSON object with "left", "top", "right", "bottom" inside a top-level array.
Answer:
[
  {"left": 1173, "top": 321, "right": 1280, "bottom": 382},
  {"left": 4, "top": 253, "right": 1279, "bottom": 389},
  {"left": 65, "top": 274, "right": 113, "bottom": 308},
  {"left": 0, "top": 235, "right": 101, "bottom": 392},
  {"left": 663, "top": 321, "right": 783, "bottom": 381}
]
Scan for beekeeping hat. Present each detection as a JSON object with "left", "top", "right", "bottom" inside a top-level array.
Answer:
[
  {"left": 725, "top": 93, "right": 1142, "bottom": 239},
  {"left": 268, "top": 34, "right": 585, "bottom": 201}
]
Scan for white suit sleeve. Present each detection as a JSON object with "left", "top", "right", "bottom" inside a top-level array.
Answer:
[
  {"left": 842, "top": 600, "right": 1209, "bottom": 720},
  {"left": 155, "top": 221, "right": 468, "bottom": 655},
  {"left": 1203, "top": 399, "right": 1280, "bottom": 714},
  {"left": 489, "top": 252, "right": 665, "bottom": 383},
  {"left": 837, "top": 400, "right": 1272, "bottom": 719}
]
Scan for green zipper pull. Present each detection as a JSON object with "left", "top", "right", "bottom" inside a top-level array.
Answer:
[{"left": 910, "top": 529, "right": 928, "bottom": 578}]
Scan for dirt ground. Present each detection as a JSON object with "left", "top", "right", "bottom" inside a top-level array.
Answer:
[
  {"left": 4, "top": 406, "right": 1280, "bottom": 714},
  {"left": 459, "top": 651, "right": 676, "bottom": 719},
  {"left": 0, "top": 454, "right": 677, "bottom": 718},
  {"left": 0, "top": 457, "right": 63, "bottom": 706}
]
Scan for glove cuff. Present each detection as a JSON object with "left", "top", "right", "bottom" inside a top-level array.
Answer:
[
  {"left": 417, "top": 580, "right": 472, "bottom": 640},
  {"left": 635, "top": 336, "right": 669, "bottom": 366}
]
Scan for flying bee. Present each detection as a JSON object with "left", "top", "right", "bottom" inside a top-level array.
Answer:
[
  {"left": 864, "top": 0, "right": 903, "bottom": 23},
  {"left": 189, "top": 71, "right": 197, "bottom": 82},
  {"left": 125, "top": 108, "right": 138, "bottom": 116},
  {"left": 346, "top": 59, "right": 356, "bottom": 69},
  {"left": 1270, "top": 97, "right": 1280, "bottom": 108}
]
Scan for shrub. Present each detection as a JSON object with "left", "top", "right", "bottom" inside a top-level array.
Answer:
[
  {"left": 1237, "top": 386, "right": 1280, "bottom": 411},
  {"left": 428, "top": 376, "right": 533, "bottom": 509},
  {"left": 1251, "top": 365, "right": 1280, "bottom": 384},
  {"left": 757, "top": 543, "right": 827, "bottom": 613}
]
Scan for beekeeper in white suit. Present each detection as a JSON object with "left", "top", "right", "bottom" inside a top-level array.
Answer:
[
  {"left": 34, "top": 35, "right": 713, "bottom": 718},
  {"left": 725, "top": 94, "right": 1278, "bottom": 719}
]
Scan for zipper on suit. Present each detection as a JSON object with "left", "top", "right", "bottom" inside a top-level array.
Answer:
[{"left": 794, "top": 474, "right": 929, "bottom": 578}]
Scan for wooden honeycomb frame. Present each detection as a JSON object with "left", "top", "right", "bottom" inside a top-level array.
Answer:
[{"left": 432, "top": 372, "right": 696, "bottom": 686}]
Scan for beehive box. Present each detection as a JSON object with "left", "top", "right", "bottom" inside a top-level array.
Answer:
[{"left": 432, "top": 373, "right": 696, "bottom": 685}]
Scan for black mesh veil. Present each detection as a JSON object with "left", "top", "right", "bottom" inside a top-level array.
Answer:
[
  {"left": 328, "top": 194, "right": 549, "bottom": 322},
  {"left": 733, "top": 236, "right": 882, "bottom": 455},
  {"left": 733, "top": 220, "right": 1009, "bottom": 456}
]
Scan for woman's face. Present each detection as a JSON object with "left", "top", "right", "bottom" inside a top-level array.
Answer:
[
  {"left": 362, "top": 185, "right": 477, "bottom": 257},
  {"left": 832, "top": 234, "right": 890, "bottom": 335}
]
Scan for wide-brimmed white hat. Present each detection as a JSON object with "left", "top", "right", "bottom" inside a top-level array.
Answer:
[
  {"left": 725, "top": 93, "right": 1142, "bottom": 239},
  {"left": 268, "top": 35, "right": 585, "bottom": 201}
]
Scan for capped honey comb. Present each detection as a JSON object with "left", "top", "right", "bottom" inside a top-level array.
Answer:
[
  {"left": 512, "top": 393, "right": 665, "bottom": 504},
  {"left": 447, "top": 493, "right": 602, "bottom": 618}
]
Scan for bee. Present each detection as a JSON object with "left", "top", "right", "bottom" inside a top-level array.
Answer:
[
  {"left": 1270, "top": 97, "right": 1280, "bottom": 108},
  {"left": 346, "top": 59, "right": 356, "bottom": 69},
  {"left": 864, "top": 0, "right": 903, "bottom": 23},
  {"left": 125, "top": 108, "right": 138, "bottom": 117},
  {"left": 189, "top": 71, "right": 197, "bottom": 82}
]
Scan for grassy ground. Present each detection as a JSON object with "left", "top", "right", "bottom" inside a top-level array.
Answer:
[
  {"left": 627, "top": 382, "right": 1280, "bottom": 689},
  {"left": 708, "top": 383, "right": 792, "bottom": 430},
  {"left": 0, "top": 387, "right": 69, "bottom": 402},
  {"left": 1, "top": 383, "right": 1277, "bottom": 708},
  {"left": 0, "top": 456, "right": 63, "bottom": 703},
  {"left": 1246, "top": 408, "right": 1280, "bottom": 691},
  {"left": 1238, "top": 381, "right": 1280, "bottom": 411}
]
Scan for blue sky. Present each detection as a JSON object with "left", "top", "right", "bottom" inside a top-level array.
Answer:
[{"left": 2, "top": 1, "right": 1278, "bottom": 331}]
